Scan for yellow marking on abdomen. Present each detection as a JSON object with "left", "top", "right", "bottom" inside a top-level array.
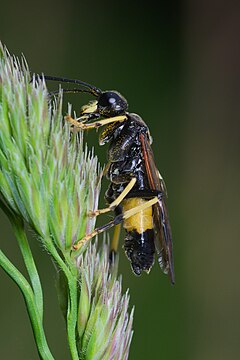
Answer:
[{"left": 122, "top": 198, "right": 153, "bottom": 233}]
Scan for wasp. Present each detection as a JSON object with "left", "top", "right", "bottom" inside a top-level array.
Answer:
[{"left": 43, "top": 75, "right": 175, "bottom": 283}]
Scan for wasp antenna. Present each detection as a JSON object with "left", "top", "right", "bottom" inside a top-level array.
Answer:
[
  {"left": 48, "top": 88, "right": 95, "bottom": 97},
  {"left": 34, "top": 75, "right": 102, "bottom": 97}
]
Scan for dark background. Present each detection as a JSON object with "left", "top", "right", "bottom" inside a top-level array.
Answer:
[{"left": 1, "top": 0, "right": 240, "bottom": 359}]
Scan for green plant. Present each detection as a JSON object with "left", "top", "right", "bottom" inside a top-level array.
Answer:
[{"left": 0, "top": 44, "right": 133, "bottom": 360}]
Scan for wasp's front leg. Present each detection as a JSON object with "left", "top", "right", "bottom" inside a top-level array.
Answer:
[
  {"left": 65, "top": 114, "right": 127, "bottom": 130},
  {"left": 66, "top": 113, "right": 101, "bottom": 132},
  {"left": 77, "top": 112, "right": 101, "bottom": 124}
]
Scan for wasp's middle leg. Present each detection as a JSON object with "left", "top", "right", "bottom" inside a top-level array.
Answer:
[
  {"left": 73, "top": 196, "right": 159, "bottom": 250},
  {"left": 110, "top": 223, "right": 122, "bottom": 255},
  {"left": 89, "top": 177, "right": 137, "bottom": 217}
]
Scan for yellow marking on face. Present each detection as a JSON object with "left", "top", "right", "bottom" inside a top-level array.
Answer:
[
  {"left": 81, "top": 100, "right": 98, "bottom": 114},
  {"left": 122, "top": 198, "right": 153, "bottom": 233}
]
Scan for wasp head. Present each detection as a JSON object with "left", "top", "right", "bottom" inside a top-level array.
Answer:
[{"left": 97, "top": 91, "right": 128, "bottom": 117}]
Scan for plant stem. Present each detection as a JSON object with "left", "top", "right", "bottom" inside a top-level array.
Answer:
[
  {"left": 11, "top": 217, "right": 44, "bottom": 320},
  {"left": 1, "top": 199, "right": 79, "bottom": 359},
  {"left": 44, "top": 237, "right": 79, "bottom": 360},
  {"left": 0, "top": 250, "right": 54, "bottom": 360}
]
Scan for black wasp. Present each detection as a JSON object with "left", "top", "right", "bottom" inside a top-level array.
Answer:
[{"left": 43, "top": 75, "right": 175, "bottom": 284}]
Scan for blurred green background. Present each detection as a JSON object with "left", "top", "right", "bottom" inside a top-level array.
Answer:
[{"left": 1, "top": 0, "right": 240, "bottom": 359}]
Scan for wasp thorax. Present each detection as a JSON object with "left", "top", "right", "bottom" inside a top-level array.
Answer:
[{"left": 97, "top": 91, "right": 128, "bottom": 117}]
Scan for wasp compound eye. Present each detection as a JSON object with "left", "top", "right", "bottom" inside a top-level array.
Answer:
[{"left": 98, "top": 91, "right": 128, "bottom": 117}]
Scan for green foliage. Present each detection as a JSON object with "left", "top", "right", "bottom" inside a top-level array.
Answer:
[{"left": 0, "top": 43, "right": 133, "bottom": 360}]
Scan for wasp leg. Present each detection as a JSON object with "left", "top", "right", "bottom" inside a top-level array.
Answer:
[
  {"left": 110, "top": 223, "right": 122, "bottom": 255},
  {"left": 89, "top": 178, "right": 137, "bottom": 217},
  {"left": 73, "top": 196, "right": 159, "bottom": 250},
  {"left": 68, "top": 110, "right": 100, "bottom": 131},
  {"left": 65, "top": 114, "right": 127, "bottom": 130},
  {"left": 69, "top": 113, "right": 101, "bottom": 133},
  {"left": 103, "top": 162, "right": 111, "bottom": 176},
  {"left": 81, "top": 100, "right": 98, "bottom": 115},
  {"left": 78, "top": 112, "right": 100, "bottom": 123},
  {"left": 73, "top": 215, "right": 122, "bottom": 250}
]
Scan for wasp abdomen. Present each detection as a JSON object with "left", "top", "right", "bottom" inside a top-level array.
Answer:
[
  {"left": 124, "top": 229, "right": 155, "bottom": 276},
  {"left": 122, "top": 198, "right": 153, "bottom": 233},
  {"left": 122, "top": 198, "right": 155, "bottom": 275}
]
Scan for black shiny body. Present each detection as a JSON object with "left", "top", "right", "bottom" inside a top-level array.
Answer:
[
  {"left": 42, "top": 75, "right": 174, "bottom": 282},
  {"left": 101, "top": 113, "right": 156, "bottom": 275},
  {"left": 103, "top": 113, "right": 150, "bottom": 201},
  {"left": 124, "top": 229, "right": 155, "bottom": 276}
]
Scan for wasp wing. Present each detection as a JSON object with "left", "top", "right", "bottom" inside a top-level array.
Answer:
[{"left": 140, "top": 133, "right": 175, "bottom": 284}]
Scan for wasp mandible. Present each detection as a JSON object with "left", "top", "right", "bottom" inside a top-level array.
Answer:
[{"left": 43, "top": 75, "right": 175, "bottom": 284}]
